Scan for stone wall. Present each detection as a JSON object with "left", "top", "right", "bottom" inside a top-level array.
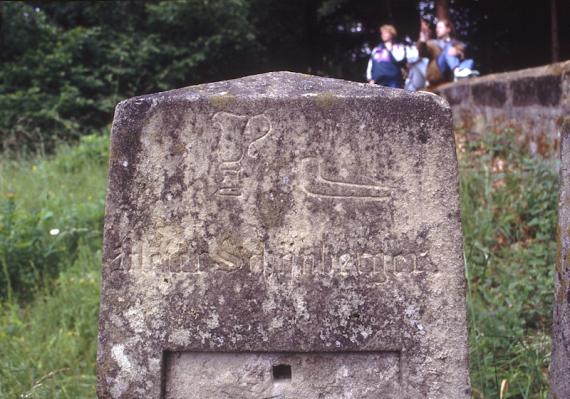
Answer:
[{"left": 437, "top": 61, "right": 570, "bottom": 157}]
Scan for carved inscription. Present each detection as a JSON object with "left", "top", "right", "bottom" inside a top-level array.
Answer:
[
  {"left": 300, "top": 157, "right": 391, "bottom": 201},
  {"left": 128, "top": 243, "right": 437, "bottom": 280},
  {"left": 218, "top": 162, "right": 241, "bottom": 196},
  {"left": 212, "top": 112, "right": 272, "bottom": 197},
  {"left": 212, "top": 113, "right": 392, "bottom": 202}
]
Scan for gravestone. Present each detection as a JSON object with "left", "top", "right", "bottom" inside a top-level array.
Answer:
[
  {"left": 552, "top": 118, "right": 570, "bottom": 398},
  {"left": 97, "top": 72, "right": 470, "bottom": 399}
]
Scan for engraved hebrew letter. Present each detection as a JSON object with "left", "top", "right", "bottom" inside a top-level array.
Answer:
[
  {"left": 179, "top": 254, "right": 200, "bottom": 273},
  {"left": 110, "top": 243, "right": 124, "bottom": 271},
  {"left": 280, "top": 254, "right": 294, "bottom": 275},
  {"left": 213, "top": 112, "right": 248, "bottom": 162},
  {"left": 249, "top": 253, "right": 264, "bottom": 274},
  {"left": 301, "top": 254, "right": 315, "bottom": 275},
  {"left": 245, "top": 115, "right": 272, "bottom": 158},
  {"left": 213, "top": 112, "right": 272, "bottom": 197},
  {"left": 129, "top": 243, "right": 143, "bottom": 271},
  {"left": 299, "top": 158, "right": 391, "bottom": 200},
  {"left": 339, "top": 253, "right": 357, "bottom": 275},
  {"left": 394, "top": 254, "right": 414, "bottom": 273},
  {"left": 211, "top": 249, "right": 242, "bottom": 271},
  {"left": 374, "top": 253, "right": 388, "bottom": 283},
  {"left": 358, "top": 253, "right": 375, "bottom": 274}
]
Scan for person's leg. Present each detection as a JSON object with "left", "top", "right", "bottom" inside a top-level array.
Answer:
[
  {"left": 408, "top": 59, "right": 428, "bottom": 91},
  {"left": 445, "top": 54, "right": 460, "bottom": 71},
  {"left": 404, "top": 68, "right": 416, "bottom": 91},
  {"left": 459, "top": 59, "right": 474, "bottom": 70},
  {"left": 436, "top": 53, "right": 449, "bottom": 75}
]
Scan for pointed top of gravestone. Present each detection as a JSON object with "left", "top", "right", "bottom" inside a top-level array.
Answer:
[{"left": 122, "top": 71, "right": 449, "bottom": 107}]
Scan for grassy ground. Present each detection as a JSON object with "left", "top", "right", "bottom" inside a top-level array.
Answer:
[
  {"left": 0, "top": 131, "right": 558, "bottom": 398},
  {"left": 0, "top": 135, "right": 107, "bottom": 398},
  {"left": 459, "top": 131, "right": 557, "bottom": 398}
]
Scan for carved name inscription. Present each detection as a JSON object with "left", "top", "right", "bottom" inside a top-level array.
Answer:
[{"left": 128, "top": 243, "right": 436, "bottom": 281}]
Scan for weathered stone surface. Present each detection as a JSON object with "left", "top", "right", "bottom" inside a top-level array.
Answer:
[
  {"left": 511, "top": 75, "right": 562, "bottom": 107},
  {"left": 552, "top": 118, "right": 570, "bottom": 398},
  {"left": 443, "top": 83, "right": 470, "bottom": 106},
  {"left": 471, "top": 81, "right": 508, "bottom": 108},
  {"left": 97, "top": 72, "right": 470, "bottom": 398},
  {"left": 165, "top": 352, "right": 401, "bottom": 399}
]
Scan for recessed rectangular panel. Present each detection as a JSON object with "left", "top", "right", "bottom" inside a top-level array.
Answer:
[{"left": 164, "top": 351, "right": 401, "bottom": 399}]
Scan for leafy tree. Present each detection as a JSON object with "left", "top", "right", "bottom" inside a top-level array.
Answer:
[{"left": 0, "top": 1, "right": 258, "bottom": 151}]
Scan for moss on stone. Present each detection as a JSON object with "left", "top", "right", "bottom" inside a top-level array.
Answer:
[{"left": 314, "top": 92, "right": 337, "bottom": 109}]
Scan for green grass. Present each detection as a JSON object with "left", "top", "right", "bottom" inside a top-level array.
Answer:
[
  {"left": 0, "top": 130, "right": 557, "bottom": 398},
  {"left": 0, "top": 134, "right": 108, "bottom": 301},
  {"left": 460, "top": 131, "right": 556, "bottom": 398},
  {"left": 0, "top": 134, "right": 107, "bottom": 398},
  {"left": 0, "top": 244, "right": 100, "bottom": 398}
]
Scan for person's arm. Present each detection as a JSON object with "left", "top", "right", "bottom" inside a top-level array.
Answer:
[
  {"left": 391, "top": 44, "right": 406, "bottom": 62},
  {"left": 453, "top": 42, "right": 466, "bottom": 59},
  {"left": 416, "top": 40, "right": 429, "bottom": 58},
  {"left": 405, "top": 45, "right": 420, "bottom": 64},
  {"left": 366, "top": 57, "right": 374, "bottom": 83}
]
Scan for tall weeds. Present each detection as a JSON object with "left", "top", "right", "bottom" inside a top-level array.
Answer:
[{"left": 460, "top": 132, "right": 556, "bottom": 398}]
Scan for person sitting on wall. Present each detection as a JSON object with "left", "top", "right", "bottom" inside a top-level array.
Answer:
[
  {"left": 417, "top": 19, "right": 477, "bottom": 89},
  {"left": 366, "top": 24, "right": 406, "bottom": 89}
]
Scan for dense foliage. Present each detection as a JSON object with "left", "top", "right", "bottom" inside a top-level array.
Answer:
[
  {"left": 0, "top": 135, "right": 107, "bottom": 397},
  {"left": 0, "top": 1, "right": 259, "bottom": 150}
]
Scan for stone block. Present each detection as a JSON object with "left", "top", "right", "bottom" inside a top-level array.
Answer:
[
  {"left": 97, "top": 72, "right": 470, "bottom": 398},
  {"left": 551, "top": 118, "right": 570, "bottom": 398},
  {"left": 471, "top": 81, "right": 508, "bottom": 108},
  {"left": 441, "top": 83, "right": 470, "bottom": 106},
  {"left": 511, "top": 75, "right": 562, "bottom": 107}
]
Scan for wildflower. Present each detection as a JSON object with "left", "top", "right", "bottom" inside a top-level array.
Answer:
[{"left": 50, "top": 228, "right": 60, "bottom": 236}]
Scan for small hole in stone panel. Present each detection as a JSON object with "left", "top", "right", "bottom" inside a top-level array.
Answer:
[{"left": 272, "top": 364, "right": 292, "bottom": 381}]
